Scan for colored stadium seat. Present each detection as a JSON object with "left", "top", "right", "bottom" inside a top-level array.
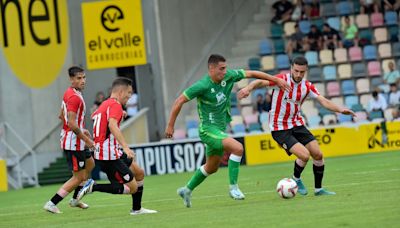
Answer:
[
  {"left": 327, "top": 82, "right": 340, "bottom": 97},
  {"left": 248, "top": 57, "right": 261, "bottom": 70},
  {"left": 276, "top": 54, "right": 290, "bottom": 69},
  {"left": 231, "top": 107, "right": 240, "bottom": 116},
  {"left": 261, "top": 56, "right": 275, "bottom": 71},
  {"left": 284, "top": 21, "right": 296, "bottom": 37},
  {"left": 367, "top": 61, "right": 381, "bottom": 76},
  {"left": 388, "top": 26, "right": 399, "bottom": 42},
  {"left": 232, "top": 123, "right": 246, "bottom": 134},
  {"left": 270, "top": 23, "right": 284, "bottom": 38},
  {"left": 336, "top": 1, "right": 353, "bottom": 15},
  {"left": 230, "top": 92, "right": 238, "bottom": 106},
  {"left": 355, "top": 14, "right": 369, "bottom": 29},
  {"left": 360, "top": 94, "right": 372, "bottom": 110},
  {"left": 252, "top": 88, "right": 267, "bottom": 100},
  {"left": 187, "top": 128, "right": 199, "bottom": 138},
  {"left": 307, "top": 115, "right": 321, "bottom": 128},
  {"left": 273, "top": 38, "right": 285, "bottom": 54},
  {"left": 344, "top": 95, "right": 359, "bottom": 108},
  {"left": 332, "top": 96, "right": 344, "bottom": 107},
  {"left": 248, "top": 123, "right": 262, "bottom": 133},
  {"left": 384, "top": 108, "right": 394, "bottom": 121},
  {"left": 356, "top": 78, "right": 370, "bottom": 93},
  {"left": 173, "top": 129, "right": 186, "bottom": 140},
  {"left": 358, "top": 29, "right": 373, "bottom": 45},
  {"left": 371, "top": 12, "right": 384, "bottom": 27},
  {"left": 369, "top": 110, "right": 384, "bottom": 120},
  {"left": 392, "top": 42, "right": 400, "bottom": 57},
  {"left": 323, "top": 65, "right": 337, "bottom": 81},
  {"left": 327, "top": 17, "right": 341, "bottom": 31},
  {"left": 384, "top": 11, "right": 398, "bottom": 25},
  {"left": 319, "top": 49, "right": 334, "bottom": 64},
  {"left": 311, "top": 18, "right": 324, "bottom": 30},
  {"left": 341, "top": 80, "right": 356, "bottom": 95},
  {"left": 371, "top": 77, "right": 383, "bottom": 90},
  {"left": 337, "top": 113, "right": 353, "bottom": 123},
  {"left": 334, "top": 48, "right": 348, "bottom": 63},
  {"left": 354, "top": 111, "right": 368, "bottom": 122},
  {"left": 299, "top": 20, "right": 311, "bottom": 34},
  {"left": 348, "top": 46, "right": 363, "bottom": 61},
  {"left": 314, "top": 83, "right": 325, "bottom": 96},
  {"left": 305, "top": 51, "right": 318, "bottom": 66},
  {"left": 244, "top": 113, "right": 259, "bottom": 126},
  {"left": 231, "top": 115, "right": 244, "bottom": 126},
  {"left": 363, "top": 45, "right": 377, "bottom": 60},
  {"left": 378, "top": 43, "right": 392, "bottom": 58},
  {"left": 186, "top": 120, "right": 199, "bottom": 130},
  {"left": 352, "top": 62, "right": 367, "bottom": 78},
  {"left": 307, "top": 67, "right": 323, "bottom": 82},
  {"left": 338, "top": 64, "right": 352, "bottom": 79},
  {"left": 259, "top": 112, "right": 269, "bottom": 124},
  {"left": 241, "top": 105, "right": 253, "bottom": 116},
  {"left": 321, "top": 3, "right": 336, "bottom": 17},
  {"left": 322, "top": 114, "right": 337, "bottom": 125},
  {"left": 259, "top": 39, "right": 273, "bottom": 56},
  {"left": 236, "top": 78, "right": 249, "bottom": 89},
  {"left": 374, "top": 27, "right": 388, "bottom": 43}
]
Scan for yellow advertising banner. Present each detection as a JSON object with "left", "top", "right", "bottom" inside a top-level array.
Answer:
[
  {"left": 0, "top": 160, "right": 7, "bottom": 192},
  {"left": 245, "top": 122, "right": 400, "bottom": 165},
  {"left": 81, "top": 0, "right": 147, "bottom": 69}
]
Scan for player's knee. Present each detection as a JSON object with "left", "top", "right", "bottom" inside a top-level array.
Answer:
[
  {"left": 235, "top": 144, "right": 244, "bottom": 156},
  {"left": 313, "top": 152, "right": 323, "bottom": 161},
  {"left": 135, "top": 167, "right": 145, "bottom": 181},
  {"left": 127, "top": 182, "right": 138, "bottom": 194},
  {"left": 299, "top": 153, "right": 310, "bottom": 162}
]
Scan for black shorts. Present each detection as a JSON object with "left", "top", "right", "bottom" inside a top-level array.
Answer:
[
  {"left": 64, "top": 149, "right": 92, "bottom": 172},
  {"left": 96, "top": 153, "right": 134, "bottom": 184},
  {"left": 271, "top": 125, "right": 316, "bottom": 156}
]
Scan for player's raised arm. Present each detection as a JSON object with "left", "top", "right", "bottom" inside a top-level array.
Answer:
[
  {"left": 245, "top": 70, "right": 291, "bottom": 92},
  {"left": 237, "top": 79, "right": 270, "bottom": 99},
  {"left": 165, "top": 94, "right": 190, "bottom": 138},
  {"left": 316, "top": 95, "right": 356, "bottom": 117}
]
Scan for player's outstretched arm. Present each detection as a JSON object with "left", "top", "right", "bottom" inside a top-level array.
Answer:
[
  {"left": 245, "top": 70, "right": 291, "bottom": 92},
  {"left": 108, "top": 118, "right": 135, "bottom": 159},
  {"left": 237, "top": 80, "right": 269, "bottom": 99},
  {"left": 316, "top": 95, "right": 356, "bottom": 117},
  {"left": 67, "top": 111, "right": 95, "bottom": 150},
  {"left": 165, "top": 94, "right": 189, "bottom": 138}
]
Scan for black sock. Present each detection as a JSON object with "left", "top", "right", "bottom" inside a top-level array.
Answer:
[
  {"left": 72, "top": 186, "right": 83, "bottom": 199},
  {"left": 313, "top": 164, "right": 325, "bottom": 189},
  {"left": 132, "top": 186, "right": 143, "bottom": 211},
  {"left": 293, "top": 160, "right": 305, "bottom": 178},
  {"left": 92, "top": 184, "right": 124, "bottom": 194},
  {"left": 50, "top": 194, "right": 64, "bottom": 205}
]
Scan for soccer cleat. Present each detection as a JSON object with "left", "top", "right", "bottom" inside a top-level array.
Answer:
[
  {"left": 43, "top": 201, "right": 62, "bottom": 214},
  {"left": 77, "top": 179, "right": 94, "bottom": 201},
  {"left": 229, "top": 185, "right": 245, "bottom": 200},
  {"left": 177, "top": 187, "right": 192, "bottom": 208},
  {"left": 314, "top": 188, "right": 336, "bottom": 196},
  {"left": 69, "top": 198, "right": 89, "bottom": 209},
  {"left": 130, "top": 208, "right": 158, "bottom": 215},
  {"left": 294, "top": 178, "right": 308, "bottom": 195}
]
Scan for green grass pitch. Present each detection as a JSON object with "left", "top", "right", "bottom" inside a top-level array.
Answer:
[{"left": 0, "top": 151, "right": 399, "bottom": 228}]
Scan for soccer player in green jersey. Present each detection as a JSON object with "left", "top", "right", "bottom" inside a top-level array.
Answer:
[{"left": 165, "top": 54, "right": 291, "bottom": 207}]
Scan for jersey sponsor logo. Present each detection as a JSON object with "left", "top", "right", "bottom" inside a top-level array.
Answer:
[
  {"left": 0, "top": 0, "right": 69, "bottom": 88},
  {"left": 215, "top": 92, "right": 227, "bottom": 106}
]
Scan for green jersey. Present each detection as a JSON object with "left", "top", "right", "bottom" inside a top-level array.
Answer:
[{"left": 183, "top": 69, "right": 245, "bottom": 130}]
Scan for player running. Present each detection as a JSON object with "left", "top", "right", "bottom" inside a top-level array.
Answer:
[
  {"left": 238, "top": 56, "right": 356, "bottom": 196},
  {"left": 165, "top": 54, "right": 291, "bottom": 207}
]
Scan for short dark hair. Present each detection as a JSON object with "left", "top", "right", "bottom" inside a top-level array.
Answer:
[
  {"left": 323, "top": 23, "right": 330, "bottom": 28},
  {"left": 112, "top": 77, "right": 132, "bottom": 90},
  {"left": 372, "top": 91, "right": 378, "bottom": 97},
  {"left": 68, "top": 66, "right": 84, "bottom": 77},
  {"left": 208, "top": 54, "right": 226, "bottom": 66},
  {"left": 291, "top": 56, "right": 308, "bottom": 66}
]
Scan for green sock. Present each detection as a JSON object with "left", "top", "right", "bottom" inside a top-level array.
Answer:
[
  {"left": 228, "top": 159, "right": 240, "bottom": 185},
  {"left": 186, "top": 168, "right": 207, "bottom": 190}
]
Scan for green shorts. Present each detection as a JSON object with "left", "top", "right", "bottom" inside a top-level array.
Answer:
[{"left": 199, "top": 126, "right": 228, "bottom": 156}]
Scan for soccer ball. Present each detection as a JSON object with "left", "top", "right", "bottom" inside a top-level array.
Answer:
[{"left": 276, "top": 178, "right": 298, "bottom": 199}]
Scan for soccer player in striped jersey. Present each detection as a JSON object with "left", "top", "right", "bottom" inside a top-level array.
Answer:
[
  {"left": 238, "top": 56, "right": 356, "bottom": 196},
  {"left": 44, "top": 66, "right": 96, "bottom": 214},
  {"left": 165, "top": 54, "right": 290, "bottom": 207},
  {"left": 77, "top": 77, "right": 157, "bottom": 215}
]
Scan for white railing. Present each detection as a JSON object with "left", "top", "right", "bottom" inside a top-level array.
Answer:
[{"left": 0, "top": 122, "right": 39, "bottom": 189}]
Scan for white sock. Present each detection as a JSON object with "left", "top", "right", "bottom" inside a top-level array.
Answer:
[{"left": 315, "top": 188, "right": 322, "bottom": 192}]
